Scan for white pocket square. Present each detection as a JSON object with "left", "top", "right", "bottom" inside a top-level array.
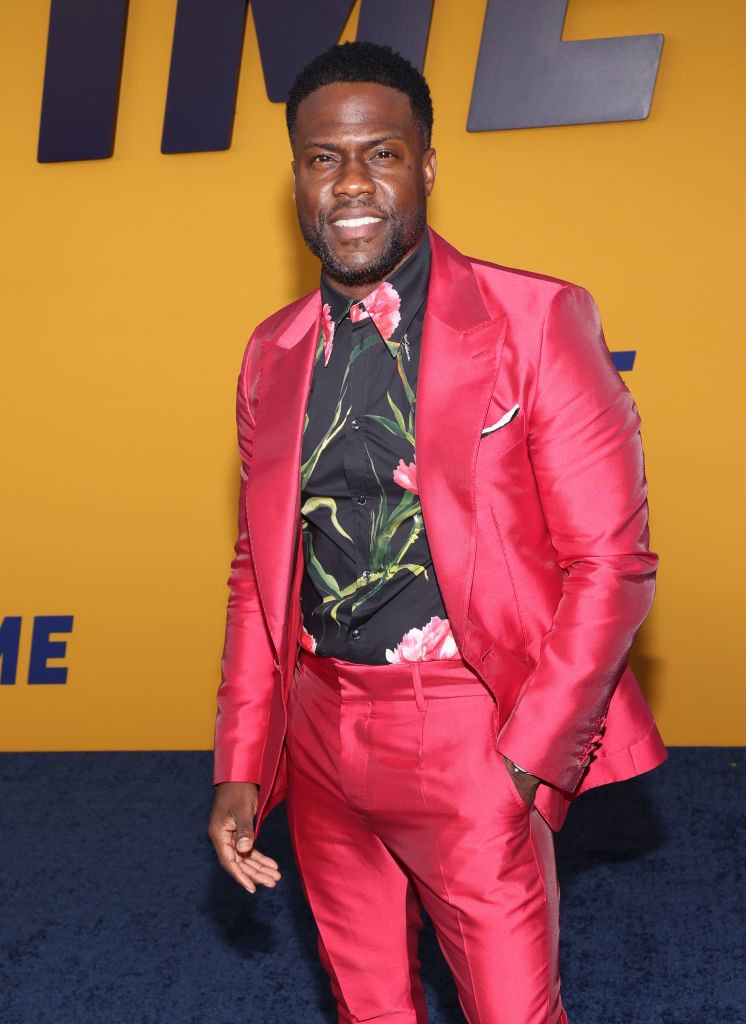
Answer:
[{"left": 481, "top": 404, "right": 520, "bottom": 437}]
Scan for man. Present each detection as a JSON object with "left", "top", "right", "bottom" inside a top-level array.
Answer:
[{"left": 208, "top": 42, "right": 666, "bottom": 1024}]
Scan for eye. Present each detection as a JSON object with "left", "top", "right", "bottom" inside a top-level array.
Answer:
[
  {"left": 309, "top": 152, "right": 334, "bottom": 164},
  {"left": 373, "top": 149, "right": 396, "bottom": 159}
]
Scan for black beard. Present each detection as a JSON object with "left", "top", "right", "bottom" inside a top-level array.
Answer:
[{"left": 297, "top": 204, "right": 427, "bottom": 288}]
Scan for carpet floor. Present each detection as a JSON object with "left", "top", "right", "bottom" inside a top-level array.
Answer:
[{"left": 0, "top": 748, "right": 743, "bottom": 1024}]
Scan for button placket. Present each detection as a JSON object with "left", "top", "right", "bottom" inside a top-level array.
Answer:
[{"left": 347, "top": 319, "right": 371, "bottom": 591}]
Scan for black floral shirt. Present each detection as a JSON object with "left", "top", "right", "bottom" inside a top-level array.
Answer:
[{"left": 300, "top": 234, "right": 458, "bottom": 665}]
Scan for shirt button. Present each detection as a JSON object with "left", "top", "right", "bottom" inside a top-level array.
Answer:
[
  {"left": 350, "top": 629, "right": 361, "bottom": 641},
  {"left": 351, "top": 418, "right": 361, "bottom": 430},
  {"left": 356, "top": 495, "right": 366, "bottom": 505}
]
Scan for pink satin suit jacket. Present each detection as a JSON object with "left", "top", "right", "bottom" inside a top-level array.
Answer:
[{"left": 214, "top": 229, "right": 666, "bottom": 832}]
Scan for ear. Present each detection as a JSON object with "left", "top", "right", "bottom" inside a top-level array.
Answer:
[{"left": 422, "top": 148, "right": 437, "bottom": 198}]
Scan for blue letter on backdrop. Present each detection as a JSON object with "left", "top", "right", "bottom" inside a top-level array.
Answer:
[
  {"left": 28, "top": 616, "right": 74, "bottom": 685},
  {"left": 39, "top": 0, "right": 663, "bottom": 158},
  {"left": 611, "top": 351, "right": 636, "bottom": 372},
  {"left": 0, "top": 617, "right": 22, "bottom": 686},
  {"left": 161, "top": 0, "right": 249, "bottom": 154},
  {"left": 252, "top": 0, "right": 433, "bottom": 101},
  {"left": 37, "top": 0, "right": 129, "bottom": 162},
  {"left": 468, "top": 0, "right": 663, "bottom": 131},
  {"left": 161, "top": 0, "right": 433, "bottom": 153}
]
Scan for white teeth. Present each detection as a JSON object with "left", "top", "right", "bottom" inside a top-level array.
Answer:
[{"left": 334, "top": 216, "right": 380, "bottom": 227}]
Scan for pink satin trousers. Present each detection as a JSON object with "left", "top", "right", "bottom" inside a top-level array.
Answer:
[{"left": 285, "top": 653, "right": 568, "bottom": 1024}]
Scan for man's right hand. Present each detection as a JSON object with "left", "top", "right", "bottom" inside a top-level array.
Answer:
[{"left": 208, "top": 781, "right": 281, "bottom": 894}]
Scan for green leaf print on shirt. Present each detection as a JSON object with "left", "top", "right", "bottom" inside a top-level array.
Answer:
[{"left": 302, "top": 326, "right": 426, "bottom": 639}]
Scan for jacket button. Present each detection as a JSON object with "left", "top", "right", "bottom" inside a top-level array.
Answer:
[
  {"left": 355, "top": 495, "right": 366, "bottom": 505},
  {"left": 350, "top": 629, "right": 361, "bottom": 641}
]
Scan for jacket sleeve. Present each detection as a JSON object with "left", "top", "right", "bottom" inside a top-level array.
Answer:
[
  {"left": 496, "top": 285, "right": 658, "bottom": 793},
  {"left": 213, "top": 333, "right": 277, "bottom": 785}
]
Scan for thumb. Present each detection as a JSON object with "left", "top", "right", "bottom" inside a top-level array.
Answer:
[{"left": 235, "top": 821, "right": 255, "bottom": 855}]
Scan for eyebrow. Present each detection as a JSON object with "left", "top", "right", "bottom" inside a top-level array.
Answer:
[{"left": 303, "top": 134, "right": 405, "bottom": 151}]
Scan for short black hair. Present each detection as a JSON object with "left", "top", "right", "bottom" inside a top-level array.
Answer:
[{"left": 286, "top": 42, "right": 433, "bottom": 150}]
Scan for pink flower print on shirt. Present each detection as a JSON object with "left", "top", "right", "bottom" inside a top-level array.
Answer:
[
  {"left": 350, "top": 281, "right": 402, "bottom": 341},
  {"left": 385, "top": 616, "right": 459, "bottom": 664},
  {"left": 300, "top": 626, "right": 318, "bottom": 653},
  {"left": 321, "top": 303, "right": 335, "bottom": 366},
  {"left": 393, "top": 458, "right": 418, "bottom": 494}
]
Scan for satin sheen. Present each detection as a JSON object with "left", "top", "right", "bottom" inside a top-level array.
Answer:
[
  {"left": 214, "top": 228, "right": 666, "bottom": 831},
  {"left": 286, "top": 652, "right": 568, "bottom": 1024}
]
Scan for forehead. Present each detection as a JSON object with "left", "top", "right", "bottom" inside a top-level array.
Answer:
[{"left": 294, "top": 82, "right": 418, "bottom": 143}]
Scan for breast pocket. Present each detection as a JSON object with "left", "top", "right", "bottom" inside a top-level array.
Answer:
[{"left": 478, "top": 409, "right": 525, "bottom": 459}]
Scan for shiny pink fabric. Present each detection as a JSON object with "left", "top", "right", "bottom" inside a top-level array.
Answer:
[
  {"left": 214, "top": 229, "right": 666, "bottom": 832},
  {"left": 286, "top": 653, "right": 568, "bottom": 1024}
]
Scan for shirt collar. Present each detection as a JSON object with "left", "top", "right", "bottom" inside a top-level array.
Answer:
[{"left": 320, "top": 233, "right": 431, "bottom": 359}]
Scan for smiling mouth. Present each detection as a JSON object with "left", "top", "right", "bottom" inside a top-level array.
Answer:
[{"left": 332, "top": 216, "right": 382, "bottom": 227}]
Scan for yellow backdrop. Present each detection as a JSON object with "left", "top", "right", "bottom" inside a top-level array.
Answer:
[{"left": 2, "top": 0, "right": 744, "bottom": 749}]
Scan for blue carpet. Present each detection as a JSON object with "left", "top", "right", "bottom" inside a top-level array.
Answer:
[{"left": 0, "top": 749, "right": 743, "bottom": 1023}]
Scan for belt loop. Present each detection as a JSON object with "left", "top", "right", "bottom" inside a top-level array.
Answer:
[{"left": 411, "top": 663, "right": 426, "bottom": 712}]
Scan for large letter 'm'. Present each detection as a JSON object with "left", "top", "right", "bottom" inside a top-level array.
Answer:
[
  {"left": 0, "top": 617, "right": 22, "bottom": 686},
  {"left": 38, "top": 0, "right": 129, "bottom": 162},
  {"left": 161, "top": 0, "right": 249, "bottom": 154},
  {"left": 468, "top": 0, "right": 663, "bottom": 131},
  {"left": 253, "top": 0, "right": 433, "bottom": 102},
  {"left": 161, "top": 0, "right": 433, "bottom": 154}
]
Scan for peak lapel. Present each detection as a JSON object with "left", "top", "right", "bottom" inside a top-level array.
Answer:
[
  {"left": 417, "top": 230, "right": 508, "bottom": 643},
  {"left": 245, "top": 295, "right": 320, "bottom": 659}
]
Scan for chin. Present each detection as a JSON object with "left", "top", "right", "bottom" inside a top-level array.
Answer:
[
  {"left": 327, "top": 238, "right": 407, "bottom": 286},
  {"left": 325, "top": 262, "right": 392, "bottom": 288},
  {"left": 336, "top": 249, "right": 384, "bottom": 275},
  {"left": 332, "top": 236, "right": 383, "bottom": 260}
]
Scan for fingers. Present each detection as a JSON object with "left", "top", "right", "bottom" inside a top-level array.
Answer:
[
  {"left": 248, "top": 849, "right": 280, "bottom": 872},
  {"left": 212, "top": 822, "right": 279, "bottom": 894},
  {"left": 233, "top": 847, "right": 282, "bottom": 894},
  {"left": 208, "top": 782, "right": 281, "bottom": 895},
  {"left": 212, "top": 814, "right": 253, "bottom": 864},
  {"left": 230, "top": 848, "right": 282, "bottom": 894},
  {"left": 212, "top": 824, "right": 281, "bottom": 893}
]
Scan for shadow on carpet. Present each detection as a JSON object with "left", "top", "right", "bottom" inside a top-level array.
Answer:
[{"left": 0, "top": 748, "right": 743, "bottom": 1024}]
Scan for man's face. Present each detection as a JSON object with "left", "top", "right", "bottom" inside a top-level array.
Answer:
[{"left": 292, "top": 82, "right": 436, "bottom": 297}]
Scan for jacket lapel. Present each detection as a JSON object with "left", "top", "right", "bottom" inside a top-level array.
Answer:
[
  {"left": 246, "top": 232, "right": 510, "bottom": 660},
  {"left": 246, "top": 293, "right": 320, "bottom": 660},
  {"left": 417, "top": 230, "right": 508, "bottom": 643}
]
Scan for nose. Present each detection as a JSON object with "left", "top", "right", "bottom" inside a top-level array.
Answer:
[{"left": 331, "top": 155, "right": 375, "bottom": 198}]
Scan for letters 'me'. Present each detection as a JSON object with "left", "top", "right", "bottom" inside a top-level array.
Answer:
[
  {"left": 38, "top": 0, "right": 663, "bottom": 163},
  {"left": 0, "top": 616, "right": 74, "bottom": 686}
]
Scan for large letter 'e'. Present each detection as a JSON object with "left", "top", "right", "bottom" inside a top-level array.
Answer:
[
  {"left": 28, "top": 616, "right": 74, "bottom": 686},
  {"left": 468, "top": 0, "right": 663, "bottom": 131}
]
